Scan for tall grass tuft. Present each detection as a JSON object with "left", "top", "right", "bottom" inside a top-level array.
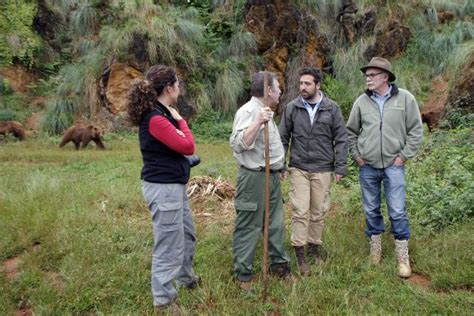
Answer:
[
  {"left": 71, "top": 4, "right": 98, "bottom": 36},
  {"left": 213, "top": 63, "right": 245, "bottom": 114},
  {"left": 332, "top": 38, "right": 372, "bottom": 96},
  {"left": 227, "top": 28, "right": 257, "bottom": 58},
  {"left": 42, "top": 98, "right": 76, "bottom": 134}
]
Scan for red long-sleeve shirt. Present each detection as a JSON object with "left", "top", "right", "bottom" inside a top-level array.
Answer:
[{"left": 148, "top": 116, "right": 195, "bottom": 155}]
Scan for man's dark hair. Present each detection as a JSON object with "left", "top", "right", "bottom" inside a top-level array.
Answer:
[
  {"left": 299, "top": 67, "right": 323, "bottom": 84},
  {"left": 250, "top": 71, "right": 277, "bottom": 97}
]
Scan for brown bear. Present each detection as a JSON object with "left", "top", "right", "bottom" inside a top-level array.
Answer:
[
  {"left": 0, "top": 121, "right": 26, "bottom": 140},
  {"left": 59, "top": 124, "right": 105, "bottom": 150}
]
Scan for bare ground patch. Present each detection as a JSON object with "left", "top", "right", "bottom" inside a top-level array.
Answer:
[
  {"left": 406, "top": 272, "right": 431, "bottom": 288},
  {"left": 2, "top": 256, "right": 22, "bottom": 280}
]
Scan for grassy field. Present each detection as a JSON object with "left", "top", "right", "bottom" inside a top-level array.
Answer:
[{"left": 0, "top": 135, "right": 473, "bottom": 315}]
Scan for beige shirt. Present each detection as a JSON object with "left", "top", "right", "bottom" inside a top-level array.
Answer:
[{"left": 230, "top": 97, "right": 285, "bottom": 170}]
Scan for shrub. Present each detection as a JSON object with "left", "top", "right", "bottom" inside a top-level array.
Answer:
[
  {"left": 407, "top": 128, "right": 473, "bottom": 232},
  {"left": 189, "top": 108, "right": 233, "bottom": 142},
  {"left": 322, "top": 74, "right": 355, "bottom": 119}
]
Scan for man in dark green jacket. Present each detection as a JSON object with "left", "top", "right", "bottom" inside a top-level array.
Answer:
[
  {"left": 346, "top": 57, "right": 423, "bottom": 278},
  {"left": 280, "top": 67, "right": 348, "bottom": 276}
]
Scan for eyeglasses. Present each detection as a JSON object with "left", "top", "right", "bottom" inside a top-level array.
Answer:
[{"left": 364, "top": 72, "right": 384, "bottom": 79}]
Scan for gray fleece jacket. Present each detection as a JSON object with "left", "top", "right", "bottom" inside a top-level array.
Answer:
[{"left": 346, "top": 84, "right": 423, "bottom": 169}]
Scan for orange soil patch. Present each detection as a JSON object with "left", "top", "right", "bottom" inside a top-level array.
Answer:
[
  {"left": 424, "top": 77, "right": 449, "bottom": 112},
  {"left": 15, "top": 308, "right": 33, "bottom": 316},
  {"left": 2, "top": 256, "right": 22, "bottom": 280},
  {"left": 406, "top": 272, "right": 431, "bottom": 288}
]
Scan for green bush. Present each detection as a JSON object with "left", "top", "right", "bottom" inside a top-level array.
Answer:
[
  {"left": 189, "top": 108, "right": 233, "bottom": 142},
  {"left": 0, "top": 93, "right": 30, "bottom": 122},
  {"left": 407, "top": 128, "right": 473, "bottom": 232},
  {"left": 0, "top": 0, "right": 42, "bottom": 68},
  {"left": 322, "top": 74, "right": 355, "bottom": 119}
]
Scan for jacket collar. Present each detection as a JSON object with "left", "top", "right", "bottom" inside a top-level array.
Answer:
[
  {"left": 295, "top": 94, "right": 332, "bottom": 110},
  {"left": 364, "top": 83, "right": 399, "bottom": 97}
]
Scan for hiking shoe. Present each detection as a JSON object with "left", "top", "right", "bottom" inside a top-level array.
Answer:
[
  {"left": 369, "top": 234, "right": 382, "bottom": 265},
  {"left": 294, "top": 246, "right": 310, "bottom": 276},
  {"left": 395, "top": 239, "right": 412, "bottom": 278}
]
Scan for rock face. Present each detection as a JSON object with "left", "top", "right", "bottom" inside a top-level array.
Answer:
[
  {"left": 98, "top": 63, "right": 195, "bottom": 125},
  {"left": 103, "top": 63, "right": 144, "bottom": 114},
  {"left": 338, "top": 0, "right": 376, "bottom": 46},
  {"left": 244, "top": 0, "right": 300, "bottom": 93},
  {"left": 421, "top": 77, "right": 449, "bottom": 132},
  {"left": 244, "top": 0, "right": 331, "bottom": 106},
  {"left": 444, "top": 57, "right": 474, "bottom": 123},
  {"left": 33, "top": 0, "right": 66, "bottom": 52},
  {"left": 245, "top": 1, "right": 300, "bottom": 53},
  {"left": 364, "top": 20, "right": 411, "bottom": 60}
]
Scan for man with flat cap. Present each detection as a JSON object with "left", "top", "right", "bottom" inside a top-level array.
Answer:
[{"left": 346, "top": 57, "right": 423, "bottom": 278}]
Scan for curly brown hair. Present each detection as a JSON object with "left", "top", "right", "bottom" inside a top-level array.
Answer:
[{"left": 127, "top": 65, "right": 177, "bottom": 126}]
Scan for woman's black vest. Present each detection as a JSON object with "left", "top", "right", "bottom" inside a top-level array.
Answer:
[{"left": 139, "top": 103, "right": 190, "bottom": 184}]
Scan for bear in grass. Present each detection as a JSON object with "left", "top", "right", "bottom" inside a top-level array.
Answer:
[
  {"left": 59, "top": 124, "right": 105, "bottom": 150},
  {"left": 0, "top": 121, "right": 26, "bottom": 140}
]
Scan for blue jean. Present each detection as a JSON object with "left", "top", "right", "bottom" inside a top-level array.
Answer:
[{"left": 359, "top": 164, "right": 410, "bottom": 240}]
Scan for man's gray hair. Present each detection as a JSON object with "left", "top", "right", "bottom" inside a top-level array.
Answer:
[{"left": 250, "top": 71, "right": 277, "bottom": 97}]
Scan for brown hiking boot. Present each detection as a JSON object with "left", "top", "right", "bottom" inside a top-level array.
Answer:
[
  {"left": 294, "top": 246, "right": 310, "bottom": 276},
  {"left": 307, "top": 243, "right": 323, "bottom": 265}
]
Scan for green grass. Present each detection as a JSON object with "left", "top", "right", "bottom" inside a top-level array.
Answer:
[{"left": 0, "top": 135, "right": 473, "bottom": 314}]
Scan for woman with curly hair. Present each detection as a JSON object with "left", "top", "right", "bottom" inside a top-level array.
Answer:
[{"left": 127, "top": 64, "right": 200, "bottom": 312}]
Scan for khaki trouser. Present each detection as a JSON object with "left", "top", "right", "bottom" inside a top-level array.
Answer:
[{"left": 289, "top": 168, "right": 332, "bottom": 246}]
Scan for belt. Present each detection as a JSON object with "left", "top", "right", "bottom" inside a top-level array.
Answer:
[{"left": 240, "top": 166, "right": 281, "bottom": 173}]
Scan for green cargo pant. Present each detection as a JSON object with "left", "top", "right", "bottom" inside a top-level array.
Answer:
[{"left": 232, "top": 167, "right": 290, "bottom": 281}]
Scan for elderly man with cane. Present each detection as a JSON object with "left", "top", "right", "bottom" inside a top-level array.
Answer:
[{"left": 230, "top": 71, "right": 291, "bottom": 292}]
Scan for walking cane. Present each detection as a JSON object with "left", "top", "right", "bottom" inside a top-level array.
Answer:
[{"left": 262, "top": 72, "right": 270, "bottom": 302}]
